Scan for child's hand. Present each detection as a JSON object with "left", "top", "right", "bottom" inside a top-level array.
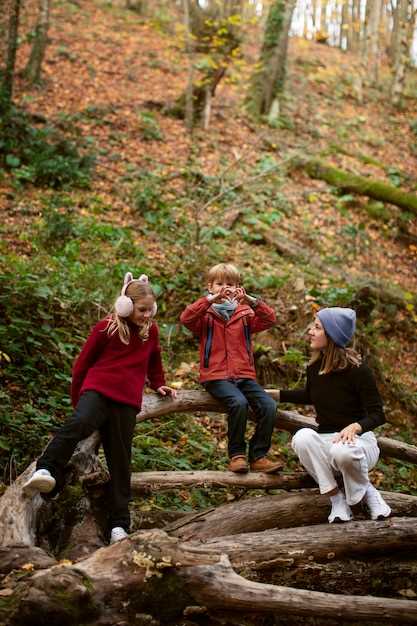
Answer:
[
  {"left": 234, "top": 287, "right": 247, "bottom": 303},
  {"left": 157, "top": 386, "right": 177, "bottom": 399},
  {"left": 209, "top": 287, "right": 233, "bottom": 303}
]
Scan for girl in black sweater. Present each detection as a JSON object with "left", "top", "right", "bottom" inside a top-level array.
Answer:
[{"left": 280, "top": 307, "right": 391, "bottom": 523}]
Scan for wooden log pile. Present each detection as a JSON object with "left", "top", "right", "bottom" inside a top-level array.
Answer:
[{"left": 1, "top": 390, "right": 416, "bottom": 626}]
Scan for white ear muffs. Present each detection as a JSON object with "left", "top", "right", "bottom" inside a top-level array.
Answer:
[{"left": 114, "top": 272, "right": 158, "bottom": 318}]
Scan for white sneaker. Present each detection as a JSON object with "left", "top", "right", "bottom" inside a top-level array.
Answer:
[
  {"left": 23, "top": 469, "right": 56, "bottom": 495},
  {"left": 328, "top": 491, "right": 353, "bottom": 523},
  {"left": 364, "top": 485, "right": 391, "bottom": 520},
  {"left": 110, "top": 527, "right": 128, "bottom": 544}
]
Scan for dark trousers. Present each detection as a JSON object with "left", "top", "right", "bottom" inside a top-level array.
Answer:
[
  {"left": 37, "top": 390, "right": 137, "bottom": 532},
  {"left": 203, "top": 379, "right": 277, "bottom": 461}
]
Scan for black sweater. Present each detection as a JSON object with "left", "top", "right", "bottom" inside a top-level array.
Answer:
[{"left": 280, "top": 359, "right": 385, "bottom": 434}]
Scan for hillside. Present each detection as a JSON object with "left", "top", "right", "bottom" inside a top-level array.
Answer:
[{"left": 1, "top": 0, "right": 417, "bottom": 501}]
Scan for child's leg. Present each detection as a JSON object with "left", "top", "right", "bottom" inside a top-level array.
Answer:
[
  {"left": 203, "top": 380, "right": 249, "bottom": 459},
  {"left": 236, "top": 379, "right": 276, "bottom": 462},
  {"left": 328, "top": 432, "right": 380, "bottom": 505},
  {"left": 100, "top": 400, "right": 137, "bottom": 533},
  {"left": 36, "top": 390, "right": 109, "bottom": 492}
]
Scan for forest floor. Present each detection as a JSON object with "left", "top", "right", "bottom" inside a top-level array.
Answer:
[{"left": 1, "top": 0, "right": 417, "bottom": 501}]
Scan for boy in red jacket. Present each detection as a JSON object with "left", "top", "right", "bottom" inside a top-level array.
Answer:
[{"left": 180, "top": 263, "right": 280, "bottom": 473}]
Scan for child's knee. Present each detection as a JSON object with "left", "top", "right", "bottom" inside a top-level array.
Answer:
[{"left": 330, "top": 443, "right": 357, "bottom": 469}]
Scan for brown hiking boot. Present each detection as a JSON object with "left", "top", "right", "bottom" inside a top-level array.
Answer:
[
  {"left": 228, "top": 455, "right": 249, "bottom": 473},
  {"left": 250, "top": 457, "right": 282, "bottom": 474}
]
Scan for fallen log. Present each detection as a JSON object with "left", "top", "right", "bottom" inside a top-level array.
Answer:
[
  {"left": 167, "top": 490, "right": 417, "bottom": 541},
  {"left": 0, "top": 433, "right": 102, "bottom": 548},
  {"left": 139, "top": 390, "right": 417, "bottom": 464},
  {"left": 297, "top": 158, "right": 417, "bottom": 214},
  {"left": 187, "top": 517, "right": 417, "bottom": 567},
  {"left": 2, "top": 529, "right": 417, "bottom": 626},
  {"left": 130, "top": 470, "right": 315, "bottom": 493}
]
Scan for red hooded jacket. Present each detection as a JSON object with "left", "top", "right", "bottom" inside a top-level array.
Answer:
[{"left": 180, "top": 297, "right": 276, "bottom": 383}]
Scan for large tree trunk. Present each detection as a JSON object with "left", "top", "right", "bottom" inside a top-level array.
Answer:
[
  {"left": 0, "top": 0, "right": 21, "bottom": 113},
  {"left": 246, "top": 0, "right": 297, "bottom": 117},
  {"left": 390, "top": 0, "right": 411, "bottom": 106},
  {"left": 24, "top": 0, "right": 50, "bottom": 84}
]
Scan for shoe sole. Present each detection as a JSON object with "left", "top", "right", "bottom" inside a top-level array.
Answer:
[
  {"left": 23, "top": 477, "right": 56, "bottom": 495},
  {"left": 329, "top": 516, "right": 352, "bottom": 523},
  {"left": 372, "top": 512, "right": 391, "bottom": 521},
  {"left": 229, "top": 466, "right": 249, "bottom": 473}
]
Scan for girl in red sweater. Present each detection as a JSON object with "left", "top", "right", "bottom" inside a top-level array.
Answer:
[{"left": 23, "top": 273, "right": 176, "bottom": 543}]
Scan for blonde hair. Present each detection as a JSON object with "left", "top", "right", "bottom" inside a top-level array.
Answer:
[
  {"left": 310, "top": 338, "right": 362, "bottom": 375},
  {"left": 106, "top": 281, "right": 156, "bottom": 345},
  {"left": 207, "top": 263, "right": 241, "bottom": 285}
]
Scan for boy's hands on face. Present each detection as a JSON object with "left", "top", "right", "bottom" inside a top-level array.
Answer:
[
  {"left": 209, "top": 286, "right": 235, "bottom": 303},
  {"left": 234, "top": 287, "right": 248, "bottom": 303}
]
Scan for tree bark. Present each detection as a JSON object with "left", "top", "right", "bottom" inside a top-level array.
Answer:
[
  {"left": 24, "top": 0, "right": 50, "bottom": 84},
  {"left": 0, "top": 0, "right": 21, "bottom": 112},
  {"left": 298, "top": 158, "right": 417, "bottom": 214},
  {"left": 246, "top": 0, "right": 297, "bottom": 117},
  {"left": 131, "top": 469, "right": 315, "bottom": 493},
  {"left": 167, "top": 490, "right": 417, "bottom": 541},
  {"left": 2, "top": 528, "right": 417, "bottom": 626}
]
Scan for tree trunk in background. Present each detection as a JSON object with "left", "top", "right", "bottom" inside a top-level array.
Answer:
[
  {"left": 182, "top": 0, "right": 194, "bottom": 132},
  {"left": 0, "top": 0, "right": 21, "bottom": 113},
  {"left": 390, "top": 0, "right": 411, "bottom": 106},
  {"left": 341, "top": 0, "right": 350, "bottom": 48},
  {"left": 246, "top": 0, "right": 297, "bottom": 117},
  {"left": 363, "top": 0, "right": 383, "bottom": 83},
  {"left": 24, "top": 0, "right": 50, "bottom": 84}
]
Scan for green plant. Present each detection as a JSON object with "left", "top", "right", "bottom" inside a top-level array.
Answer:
[
  {"left": 0, "top": 106, "right": 94, "bottom": 188},
  {"left": 139, "top": 111, "right": 164, "bottom": 141}
]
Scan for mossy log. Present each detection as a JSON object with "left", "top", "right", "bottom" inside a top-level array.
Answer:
[
  {"left": 298, "top": 158, "right": 417, "bottom": 214},
  {"left": 2, "top": 528, "right": 417, "bottom": 626}
]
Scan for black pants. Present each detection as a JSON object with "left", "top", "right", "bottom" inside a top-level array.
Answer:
[
  {"left": 203, "top": 379, "right": 277, "bottom": 461},
  {"left": 37, "top": 390, "right": 137, "bottom": 532}
]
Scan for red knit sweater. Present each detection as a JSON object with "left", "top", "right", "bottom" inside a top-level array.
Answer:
[{"left": 71, "top": 319, "right": 166, "bottom": 409}]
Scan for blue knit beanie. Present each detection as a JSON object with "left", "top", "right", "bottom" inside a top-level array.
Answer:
[{"left": 317, "top": 307, "right": 356, "bottom": 347}]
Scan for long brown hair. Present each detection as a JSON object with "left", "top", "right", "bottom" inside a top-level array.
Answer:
[
  {"left": 310, "top": 339, "right": 361, "bottom": 374},
  {"left": 106, "top": 281, "right": 156, "bottom": 344}
]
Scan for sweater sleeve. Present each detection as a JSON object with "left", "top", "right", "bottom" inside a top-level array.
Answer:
[
  {"left": 248, "top": 300, "right": 277, "bottom": 333},
  {"left": 280, "top": 367, "right": 312, "bottom": 404},
  {"left": 354, "top": 364, "right": 385, "bottom": 432},
  {"left": 71, "top": 320, "right": 109, "bottom": 408},
  {"left": 180, "top": 296, "right": 212, "bottom": 336},
  {"left": 147, "top": 324, "right": 166, "bottom": 391}
]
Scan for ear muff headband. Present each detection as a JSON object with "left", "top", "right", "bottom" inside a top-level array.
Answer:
[{"left": 115, "top": 273, "right": 157, "bottom": 318}]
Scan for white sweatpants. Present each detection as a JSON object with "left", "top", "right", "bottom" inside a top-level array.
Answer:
[{"left": 291, "top": 428, "right": 380, "bottom": 505}]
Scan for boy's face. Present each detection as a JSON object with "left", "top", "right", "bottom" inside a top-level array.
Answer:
[{"left": 208, "top": 278, "right": 238, "bottom": 300}]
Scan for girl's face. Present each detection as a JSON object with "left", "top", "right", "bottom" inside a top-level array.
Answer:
[
  {"left": 128, "top": 295, "right": 155, "bottom": 326},
  {"left": 208, "top": 279, "right": 238, "bottom": 301},
  {"left": 308, "top": 317, "right": 328, "bottom": 350}
]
